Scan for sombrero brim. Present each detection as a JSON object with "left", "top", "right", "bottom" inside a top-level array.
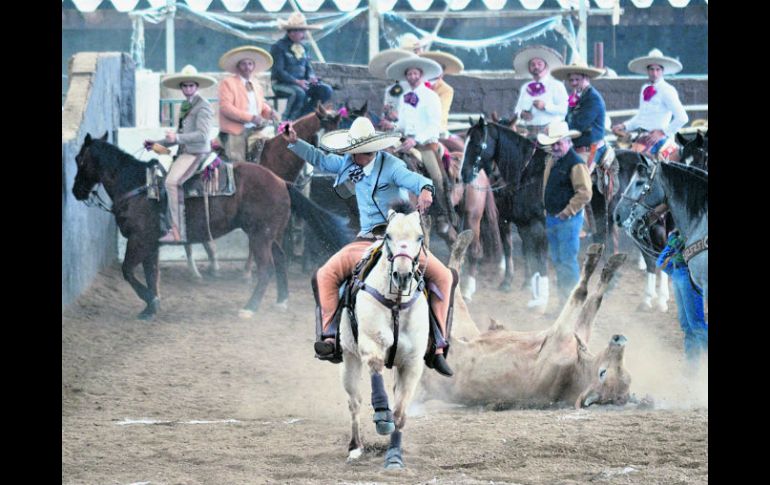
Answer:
[
  {"left": 278, "top": 22, "right": 321, "bottom": 30},
  {"left": 369, "top": 49, "right": 417, "bottom": 79},
  {"left": 628, "top": 55, "right": 682, "bottom": 75},
  {"left": 219, "top": 47, "right": 273, "bottom": 74},
  {"left": 161, "top": 73, "right": 216, "bottom": 90},
  {"left": 513, "top": 46, "right": 564, "bottom": 74},
  {"left": 551, "top": 65, "right": 606, "bottom": 81},
  {"left": 320, "top": 129, "right": 402, "bottom": 154},
  {"left": 419, "top": 51, "right": 464, "bottom": 75},
  {"left": 385, "top": 57, "right": 442, "bottom": 83},
  {"left": 537, "top": 129, "right": 581, "bottom": 146}
]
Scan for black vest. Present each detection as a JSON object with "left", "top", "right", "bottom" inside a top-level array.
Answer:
[{"left": 544, "top": 149, "right": 584, "bottom": 215}]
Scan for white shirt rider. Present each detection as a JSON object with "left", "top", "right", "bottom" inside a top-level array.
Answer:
[{"left": 514, "top": 57, "right": 568, "bottom": 127}]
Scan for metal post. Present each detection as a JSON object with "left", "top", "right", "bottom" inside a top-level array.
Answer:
[
  {"left": 577, "top": 0, "right": 588, "bottom": 62},
  {"left": 165, "top": 0, "right": 176, "bottom": 73},
  {"left": 368, "top": 0, "right": 380, "bottom": 62}
]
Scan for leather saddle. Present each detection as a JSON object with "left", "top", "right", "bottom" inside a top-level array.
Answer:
[{"left": 146, "top": 152, "right": 236, "bottom": 201}]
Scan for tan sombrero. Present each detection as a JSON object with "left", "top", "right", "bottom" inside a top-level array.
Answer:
[
  {"left": 369, "top": 49, "right": 418, "bottom": 80},
  {"left": 218, "top": 46, "right": 273, "bottom": 74},
  {"left": 513, "top": 45, "right": 564, "bottom": 74},
  {"left": 628, "top": 49, "right": 682, "bottom": 75},
  {"left": 551, "top": 60, "right": 605, "bottom": 81},
  {"left": 277, "top": 12, "right": 321, "bottom": 31},
  {"left": 536, "top": 120, "right": 581, "bottom": 146},
  {"left": 419, "top": 51, "right": 464, "bottom": 76},
  {"left": 398, "top": 33, "right": 428, "bottom": 52},
  {"left": 320, "top": 117, "right": 402, "bottom": 154},
  {"left": 161, "top": 64, "right": 216, "bottom": 90},
  {"left": 385, "top": 56, "right": 442, "bottom": 83}
]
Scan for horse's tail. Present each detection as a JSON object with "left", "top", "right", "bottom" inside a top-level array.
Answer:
[{"left": 286, "top": 183, "right": 355, "bottom": 256}]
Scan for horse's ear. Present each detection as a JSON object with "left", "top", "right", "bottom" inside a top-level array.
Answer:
[
  {"left": 675, "top": 133, "right": 686, "bottom": 146},
  {"left": 696, "top": 132, "right": 704, "bottom": 144},
  {"left": 84, "top": 133, "right": 92, "bottom": 145},
  {"left": 361, "top": 101, "right": 368, "bottom": 113},
  {"left": 387, "top": 209, "right": 397, "bottom": 222},
  {"left": 100, "top": 131, "right": 109, "bottom": 141}
]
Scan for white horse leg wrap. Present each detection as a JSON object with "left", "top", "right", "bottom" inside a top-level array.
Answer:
[{"left": 463, "top": 275, "right": 477, "bottom": 301}]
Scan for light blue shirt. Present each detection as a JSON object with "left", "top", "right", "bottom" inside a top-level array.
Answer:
[{"left": 288, "top": 140, "right": 433, "bottom": 235}]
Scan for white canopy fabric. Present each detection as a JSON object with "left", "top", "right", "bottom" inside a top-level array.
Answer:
[{"left": 68, "top": 0, "right": 707, "bottom": 13}]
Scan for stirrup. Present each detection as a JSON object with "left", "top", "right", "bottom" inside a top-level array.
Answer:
[{"left": 314, "top": 336, "right": 342, "bottom": 364}]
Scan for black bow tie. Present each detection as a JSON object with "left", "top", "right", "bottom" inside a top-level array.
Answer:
[{"left": 348, "top": 166, "right": 365, "bottom": 183}]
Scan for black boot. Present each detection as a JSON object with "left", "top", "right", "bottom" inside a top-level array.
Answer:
[
  {"left": 311, "top": 271, "right": 342, "bottom": 364},
  {"left": 426, "top": 352, "right": 453, "bottom": 377}
]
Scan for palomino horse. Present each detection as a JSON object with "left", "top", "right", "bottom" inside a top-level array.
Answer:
[
  {"left": 72, "top": 132, "right": 351, "bottom": 320},
  {"left": 185, "top": 104, "right": 341, "bottom": 278},
  {"left": 615, "top": 158, "right": 708, "bottom": 299},
  {"left": 340, "top": 207, "right": 429, "bottom": 470},
  {"left": 461, "top": 117, "right": 549, "bottom": 310}
]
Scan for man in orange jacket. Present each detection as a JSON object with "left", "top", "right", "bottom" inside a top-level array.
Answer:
[{"left": 217, "top": 46, "right": 278, "bottom": 162}]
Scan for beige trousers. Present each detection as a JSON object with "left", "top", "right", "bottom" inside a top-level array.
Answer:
[
  {"left": 316, "top": 240, "right": 454, "bottom": 340},
  {"left": 165, "top": 153, "right": 199, "bottom": 239},
  {"left": 417, "top": 143, "right": 449, "bottom": 219}
]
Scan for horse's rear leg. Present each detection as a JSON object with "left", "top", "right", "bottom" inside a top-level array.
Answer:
[
  {"left": 461, "top": 184, "right": 485, "bottom": 302},
  {"left": 271, "top": 241, "right": 288, "bottom": 309},
  {"left": 239, "top": 236, "right": 275, "bottom": 318},
  {"left": 342, "top": 356, "right": 364, "bottom": 462},
  {"left": 184, "top": 244, "right": 202, "bottom": 280},
  {"left": 122, "top": 238, "right": 159, "bottom": 320},
  {"left": 201, "top": 240, "right": 220, "bottom": 277},
  {"left": 520, "top": 220, "right": 550, "bottom": 312},
  {"left": 498, "top": 221, "right": 515, "bottom": 291},
  {"left": 639, "top": 254, "right": 658, "bottom": 312}
]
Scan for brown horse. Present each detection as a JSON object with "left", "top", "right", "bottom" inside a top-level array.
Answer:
[
  {"left": 186, "top": 105, "right": 342, "bottom": 278},
  {"left": 72, "top": 132, "right": 351, "bottom": 320}
]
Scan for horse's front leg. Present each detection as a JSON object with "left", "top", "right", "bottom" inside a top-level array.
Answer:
[
  {"left": 341, "top": 354, "right": 364, "bottom": 462},
  {"left": 461, "top": 183, "right": 485, "bottom": 302},
  {"left": 184, "top": 244, "right": 203, "bottom": 280},
  {"left": 201, "top": 240, "right": 220, "bottom": 277},
  {"left": 385, "top": 360, "right": 424, "bottom": 470},
  {"left": 498, "top": 220, "right": 515, "bottom": 291},
  {"left": 122, "top": 237, "right": 159, "bottom": 320},
  {"left": 239, "top": 233, "right": 275, "bottom": 318}
]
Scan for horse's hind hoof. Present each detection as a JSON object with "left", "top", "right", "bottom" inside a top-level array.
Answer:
[
  {"left": 137, "top": 311, "right": 155, "bottom": 321},
  {"left": 273, "top": 300, "right": 288, "bottom": 311},
  {"left": 238, "top": 309, "right": 255, "bottom": 319},
  {"left": 137, "top": 298, "right": 160, "bottom": 320},
  {"left": 384, "top": 447, "right": 405, "bottom": 470}
]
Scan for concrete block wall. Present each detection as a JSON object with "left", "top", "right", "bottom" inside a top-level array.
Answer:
[{"left": 62, "top": 52, "right": 135, "bottom": 308}]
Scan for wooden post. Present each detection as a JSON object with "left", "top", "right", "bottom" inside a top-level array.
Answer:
[
  {"left": 577, "top": 0, "right": 588, "bottom": 62},
  {"left": 165, "top": 0, "right": 176, "bottom": 73},
  {"left": 368, "top": 0, "right": 380, "bottom": 62}
]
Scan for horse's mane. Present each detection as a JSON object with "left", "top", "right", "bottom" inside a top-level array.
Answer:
[
  {"left": 89, "top": 139, "right": 151, "bottom": 195},
  {"left": 490, "top": 122, "right": 541, "bottom": 181},
  {"left": 660, "top": 161, "right": 708, "bottom": 219},
  {"left": 389, "top": 200, "right": 415, "bottom": 215}
]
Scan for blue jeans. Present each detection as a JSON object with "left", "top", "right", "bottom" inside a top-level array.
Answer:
[
  {"left": 671, "top": 265, "right": 708, "bottom": 365},
  {"left": 546, "top": 210, "right": 584, "bottom": 300},
  {"left": 273, "top": 81, "right": 333, "bottom": 121}
]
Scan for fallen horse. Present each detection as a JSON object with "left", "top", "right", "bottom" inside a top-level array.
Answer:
[{"left": 424, "top": 244, "right": 632, "bottom": 409}]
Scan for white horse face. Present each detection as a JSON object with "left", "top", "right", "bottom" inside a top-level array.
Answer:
[{"left": 384, "top": 211, "right": 424, "bottom": 291}]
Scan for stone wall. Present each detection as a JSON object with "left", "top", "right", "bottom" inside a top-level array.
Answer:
[{"left": 62, "top": 52, "right": 135, "bottom": 308}]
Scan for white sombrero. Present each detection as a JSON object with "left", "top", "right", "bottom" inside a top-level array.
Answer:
[
  {"left": 219, "top": 46, "right": 273, "bottom": 74},
  {"left": 161, "top": 65, "right": 216, "bottom": 90},
  {"left": 320, "top": 117, "right": 402, "bottom": 154},
  {"left": 551, "top": 60, "right": 606, "bottom": 81},
  {"left": 419, "top": 51, "right": 464, "bottom": 75},
  {"left": 513, "top": 45, "right": 564, "bottom": 74},
  {"left": 628, "top": 48, "right": 683, "bottom": 75},
  {"left": 397, "top": 33, "right": 428, "bottom": 52},
  {"left": 385, "top": 56, "right": 442, "bottom": 83},
  {"left": 369, "top": 49, "right": 418, "bottom": 80},
  {"left": 277, "top": 12, "right": 321, "bottom": 30},
  {"left": 536, "top": 120, "right": 581, "bottom": 146}
]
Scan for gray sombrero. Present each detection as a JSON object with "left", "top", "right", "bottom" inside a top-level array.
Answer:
[
  {"left": 218, "top": 46, "right": 273, "bottom": 74},
  {"left": 320, "top": 117, "right": 402, "bottom": 154},
  {"left": 277, "top": 12, "right": 321, "bottom": 31},
  {"left": 161, "top": 64, "right": 216, "bottom": 90},
  {"left": 419, "top": 51, "right": 464, "bottom": 75},
  {"left": 513, "top": 45, "right": 564, "bottom": 74},
  {"left": 627, "top": 48, "right": 683, "bottom": 75},
  {"left": 550, "top": 60, "right": 606, "bottom": 81},
  {"left": 385, "top": 56, "right": 442, "bottom": 83},
  {"left": 369, "top": 49, "right": 418, "bottom": 80}
]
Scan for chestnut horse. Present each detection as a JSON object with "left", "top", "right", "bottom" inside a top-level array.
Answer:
[
  {"left": 72, "top": 132, "right": 351, "bottom": 320},
  {"left": 185, "top": 105, "right": 341, "bottom": 278}
]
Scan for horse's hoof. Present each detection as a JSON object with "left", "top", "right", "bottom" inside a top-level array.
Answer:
[
  {"left": 238, "top": 309, "right": 255, "bottom": 319},
  {"left": 656, "top": 302, "right": 669, "bottom": 313},
  {"left": 384, "top": 448, "right": 405, "bottom": 470},
  {"left": 136, "top": 311, "right": 155, "bottom": 321},
  {"left": 373, "top": 410, "right": 395, "bottom": 435},
  {"left": 498, "top": 282, "right": 512, "bottom": 292},
  {"left": 273, "top": 300, "right": 288, "bottom": 311},
  {"left": 461, "top": 291, "right": 473, "bottom": 302},
  {"left": 636, "top": 302, "right": 653, "bottom": 313},
  {"left": 346, "top": 448, "right": 363, "bottom": 462}
]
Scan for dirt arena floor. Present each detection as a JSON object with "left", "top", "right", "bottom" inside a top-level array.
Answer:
[{"left": 62, "top": 240, "right": 708, "bottom": 485}]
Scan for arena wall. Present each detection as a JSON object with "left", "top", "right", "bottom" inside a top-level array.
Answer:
[{"left": 62, "top": 52, "right": 135, "bottom": 308}]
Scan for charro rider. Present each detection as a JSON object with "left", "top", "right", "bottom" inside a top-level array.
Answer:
[
  {"left": 611, "top": 49, "right": 689, "bottom": 160},
  {"left": 510, "top": 45, "right": 568, "bottom": 140},
  {"left": 281, "top": 116, "right": 457, "bottom": 377},
  {"left": 146, "top": 65, "right": 216, "bottom": 244},
  {"left": 418, "top": 49, "right": 464, "bottom": 141},
  {"left": 385, "top": 55, "right": 455, "bottom": 234},
  {"left": 217, "top": 45, "right": 277, "bottom": 163}
]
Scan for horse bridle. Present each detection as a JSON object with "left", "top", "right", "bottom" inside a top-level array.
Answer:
[
  {"left": 619, "top": 157, "right": 665, "bottom": 256},
  {"left": 382, "top": 231, "right": 426, "bottom": 297},
  {"left": 469, "top": 122, "right": 538, "bottom": 193},
  {"left": 77, "top": 145, "right": 151, "bottom": 214}
]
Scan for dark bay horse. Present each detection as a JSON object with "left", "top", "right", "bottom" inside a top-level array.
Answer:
[
  {"left": 185, "top": 105, "right": 341, "bottom": 278},
  {"left": 614, "top": 159, "right": 708, "bottom": 299},
  {"left": 72, "top": 132, "right": 352, "bottom": 320},
  {"left": 676, "top": 130, "right": 708, "bottom": 171},
  {"left": 461, "top": 117, "right": 549, "bottom": 310}
]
